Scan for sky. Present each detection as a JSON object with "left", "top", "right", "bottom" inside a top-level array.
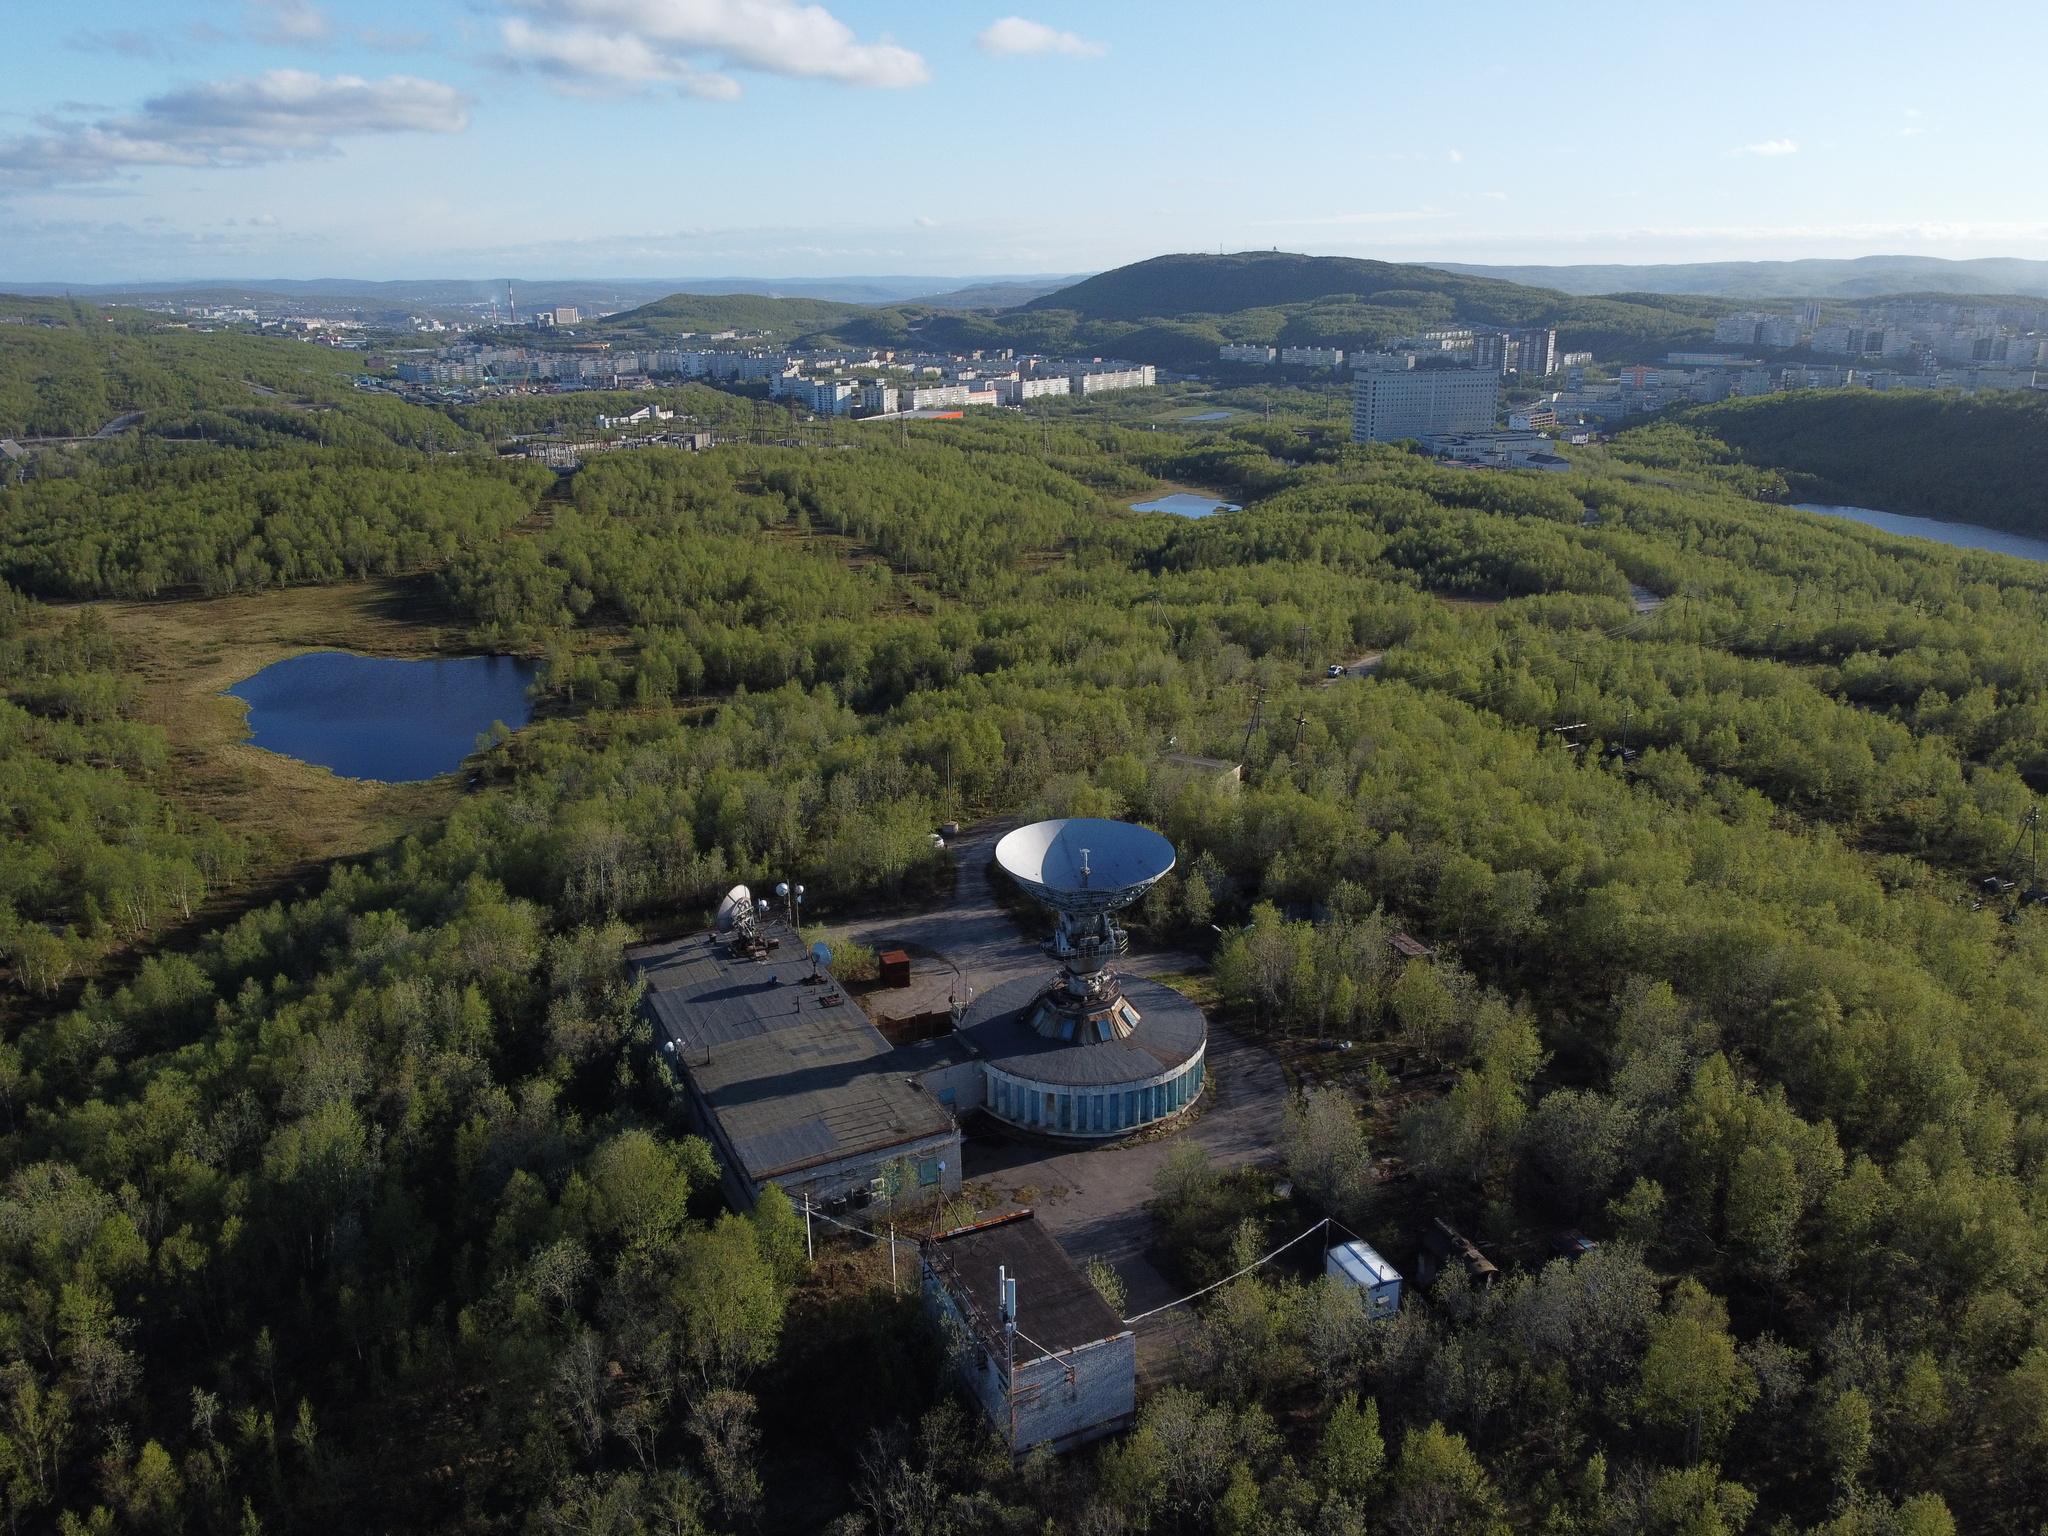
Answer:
[{"left": 5, "top": 0, "right": 2047, "bottom": 284}]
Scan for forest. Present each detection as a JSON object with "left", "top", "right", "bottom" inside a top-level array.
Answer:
[
  {"left": 0, "top": 307, "right": 2045, "bottom": 1535},
  {"left": 1619, "top": 392, "right": 2048, "bottom": 538}
]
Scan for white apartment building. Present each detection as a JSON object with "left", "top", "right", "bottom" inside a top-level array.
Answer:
[
  {"left": 1714, "top": 312, "right": 1807, "bottom": 348},
  {"left": 1351, "top": 369, "right": 1499, "bottom": 442},
  {"left": 1220, "top": 344, "right": 1276, "bottom": 364},
  {"left": 1811, "top": 326, "right": 1911, "bottom": 359},
  {"left": 1279, "top": 347, "right": 1345, "bottom": 367},
  {"left": 999, "top": 377, "right": 1071, "bottom": 403},
  {"left": 1071, "top": 366, "right": 1156, "bottom": 393}
]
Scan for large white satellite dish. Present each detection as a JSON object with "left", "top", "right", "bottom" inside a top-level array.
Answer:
[
  {"left": 995, "top": 819, "right": 1175, "bottom": 915},
  {"left": 715, "top": 884, "right": 754, "bottom": 932}
]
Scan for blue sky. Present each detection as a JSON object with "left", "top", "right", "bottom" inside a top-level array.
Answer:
[{"left": 4, "top": 0, "right": 2044, "bottom": 282}]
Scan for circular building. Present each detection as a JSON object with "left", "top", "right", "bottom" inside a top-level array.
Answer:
[
  {"left": 969, "top": 817, "right": 1207, "bottom": 1140},
  {"left": 962, "top": 973, "right": 1207, "bottom": 1139}
]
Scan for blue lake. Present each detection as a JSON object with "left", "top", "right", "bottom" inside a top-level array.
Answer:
[
  {"left": 1795, "top": 503, "right": 2048, "bottom": 563},
  {"left": 1131, "top": 493, "right": 1243, "bottom": 518},
  {"left": 1178, "top": 410, "right": 1237, "bottom": 422},
  {"left": 226, "top": 651, "right": 536, "bottom": 783}
]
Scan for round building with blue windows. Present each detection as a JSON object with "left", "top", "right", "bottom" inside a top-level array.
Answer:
[
  {"left": 961, "top": 973, "right": 1207, "bottom": 1138},
  {"left": 968, "top": 817, "right": 1207, "bottom": 1140}
]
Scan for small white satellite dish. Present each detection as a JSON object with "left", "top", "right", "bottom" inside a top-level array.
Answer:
[{"left": 715, "top": 885, "right": 753, "bottom": 932}]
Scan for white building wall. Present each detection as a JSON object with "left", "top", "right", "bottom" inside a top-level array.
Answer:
[
  {"left": 921, "top": 1274, "right": 1136, "bottom": 1456},
  {"left": 1351, "top": 370, "right": 1500, "bottom": 442}
]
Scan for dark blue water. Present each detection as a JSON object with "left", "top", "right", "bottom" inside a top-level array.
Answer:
[
  {"left": 1131, "top": 493, "right": 1243, "bottom": 518},
  {"left": 226, "top": 651, "right": 536, "bottom": 783},
  {"left": 1795, "top": 503, "right": 2048, "bottom": 563}
]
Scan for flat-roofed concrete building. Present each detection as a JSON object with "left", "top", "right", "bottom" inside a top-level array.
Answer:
[
  {"left": 631, "top": 926, "right": 973, "bottom": 1212},
  {"left": 923, "top": 1211, "right": 1135, "bottom": 1456},
  {"left": 1352, "top": 368, "right": 1499, "bottom": 442}
]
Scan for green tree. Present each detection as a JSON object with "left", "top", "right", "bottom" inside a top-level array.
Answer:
[{"left": 1635, "top": 1280, "right": 1758, "bottom": 1459}]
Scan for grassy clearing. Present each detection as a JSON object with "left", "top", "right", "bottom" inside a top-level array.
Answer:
[{"left": 91, "top": 577, "right": 469, "bottom": 884}]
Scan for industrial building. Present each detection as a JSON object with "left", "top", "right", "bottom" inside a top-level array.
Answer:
[
  {"left": 630, "top": 920, "right": 978, "bottom": 1212},
  {"left": 923, "top": 1211, "right": 1136, "bottom": 1456},
  {"left": 1352, "top": 368, "right": 1500, "bottom": 442}
]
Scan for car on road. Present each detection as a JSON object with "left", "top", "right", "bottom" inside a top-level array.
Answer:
[{"left": 1326, "top": 663, "right": 1347, "bottom": 678}]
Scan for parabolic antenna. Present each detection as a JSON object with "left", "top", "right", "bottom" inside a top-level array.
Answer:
[
  {"left": 996, "top": 819, "right": 1176, "bottom": 915},
  {"left": 715, "top": 885, "right": 753, "bottom": 932},
  {"left": 810, "top": 940, "right": 833, "bottom": 969}
]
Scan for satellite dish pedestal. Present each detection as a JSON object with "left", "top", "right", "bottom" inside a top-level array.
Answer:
[{"left": 995, "top": 819, "right": 1175, "bottom": 1046}]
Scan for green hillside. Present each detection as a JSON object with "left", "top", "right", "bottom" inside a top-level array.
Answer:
[
  {"left": 1616, "top": 389, "right": 2048, "bottom": 536},
  {"left": 596, "top": 252, "right": 1737, "bottom": 368},
  {"left": 597, "top": 291, "right": 877, "bottom": 338}
]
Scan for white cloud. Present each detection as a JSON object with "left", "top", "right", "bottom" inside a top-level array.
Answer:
[
  {"left": 246, "top": 0, "right": 336, "bottom": 45},
  {"left": 1738, "top": 138, "right": 1798, "bottom": 156},
  {"left": 497, "top": 0, "right": 930, "bottom": 97},
  {"left": 975, "top": 17, "right": 1103, "bottom": 57},
  {"left": 1448, "top": 148, "right": 1462, "bottom": 163},
  {"left": 0, "top": 70, "right": 473, "bottom": 189}
]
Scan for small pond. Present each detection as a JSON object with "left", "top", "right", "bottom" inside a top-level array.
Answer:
[
  {"left": 1131, "top": 493, "right": 1243, "bottom": 518},
  {"left": 1795, "top": 503, "right": 2048, "bottom": 564},
  {"left": 225, "top": 651, "right": 537, "bottom": 783},
  {"left": 1178, "top": 410, "right": 1237, "bottom": 422}
]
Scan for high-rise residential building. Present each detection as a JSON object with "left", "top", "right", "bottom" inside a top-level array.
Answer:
[
  {"left": 1472, "top": 333, "right": 1513, "bottom": 373},
  {"left": 1513, "top": 329, "right": 1558, "bottom": 377},
  {"left": 1352, "top": 369, "right": 1499, "bottom": 442}
]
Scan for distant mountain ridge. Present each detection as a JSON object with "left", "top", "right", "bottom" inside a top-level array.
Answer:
[{"left": 1429, "top": 255, "right": 2048, "bottom": 300}]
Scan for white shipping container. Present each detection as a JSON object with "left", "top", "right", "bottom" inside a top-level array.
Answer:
[{"left": 1325, "top": 1240, "right": 1401, "bottom": 1319}]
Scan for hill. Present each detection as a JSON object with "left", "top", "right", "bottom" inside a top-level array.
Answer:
[
  {"left": 1623, "top": 388, "right": 2048, "bottom": 536},
  {"left": 595, "top": 290, "right": 881, "bottom": 339},
  {"left": 1432, "top": 254, "right": 2048, "bottom": 299},
  {"left": 1017, "top": 251, "right": 1550, "bottom": 320}
]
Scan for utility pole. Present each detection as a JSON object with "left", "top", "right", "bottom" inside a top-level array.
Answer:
[
  {"left": 1294, "top": 712, "right": 1308, "bottom": 751},
  {"left": 804, "top": 1190, "right": 813, "bottom": 1262},
  {"left": 1242, "top": 685, "right": 1266, "bottom": 759}
]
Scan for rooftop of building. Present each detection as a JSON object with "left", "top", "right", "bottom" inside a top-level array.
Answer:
[
  {"left": 925, "top": 1210, "right": 1128, "bottom": 1357},
  {"left": 959, "top": 973, "right": 1205, "bottom": 1089},
  {"left": 629, "top": 925, "right": 965, "bottom": 1185}
]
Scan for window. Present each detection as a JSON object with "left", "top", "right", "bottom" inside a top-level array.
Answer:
[
  {"left": 1059, "top": 1095, "right": 1072, "bottom": 1131},
  {"left": 939, "top": 1088, "right": 955, "bottom": 1108},
  {"left": 1092, "top": 1096, "right": 1104, "bottom": 1131},
  {"left": 917, "top": 1157, "right": 939, "bottom": 1186}
]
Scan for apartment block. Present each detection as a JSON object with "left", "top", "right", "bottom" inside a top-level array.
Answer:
[{"left": 1351, "top": 369, "right": 1499, "bottom": 442}]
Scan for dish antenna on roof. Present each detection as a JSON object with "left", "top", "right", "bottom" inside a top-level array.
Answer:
[
  {"left": 996, "top": 818, "right": 1174, "bottom": 1039},
  {"left": 716, "top": 884, "right": 754, "bottom": 935},
  {"left": 810, "top": 940, "right": 832, "bottom": 976}
]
